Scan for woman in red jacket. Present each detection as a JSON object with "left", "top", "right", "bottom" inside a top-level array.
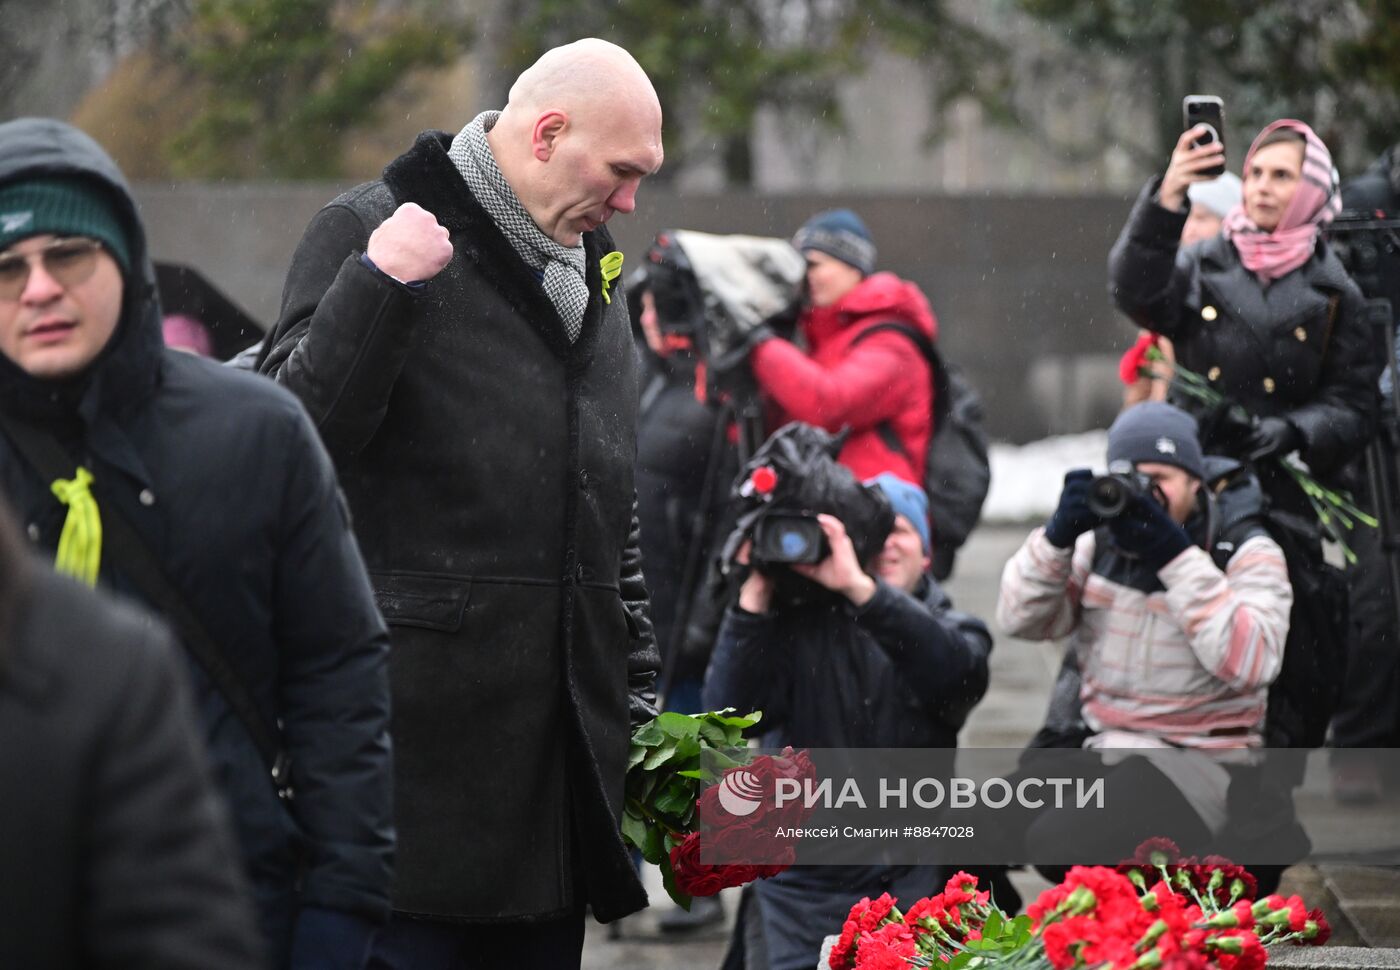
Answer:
[{"left": 750, "top": 208, "right": 938, "bottom": 485}]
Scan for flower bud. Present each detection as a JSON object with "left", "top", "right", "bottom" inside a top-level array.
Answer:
[
  {"left": 1209, "top": 936, "right": 1244, "bottom": 955},
  {"left": 1128, "top": 949, "right": 1163, "bottom": 970},
  {"left": 1138, "top": 919, "right": 1169, "bottom": 949},
  {"left": 1066, "top": 886, "right": 1097, "bottom": 915}
]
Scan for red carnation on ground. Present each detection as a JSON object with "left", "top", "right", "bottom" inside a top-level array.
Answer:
[
  {"left": 1212, "top": 929, "right": 1268, "bottom": 970},
  {"left": 1302, "top": 908, "right": 1332, "bottom": 946},
  {"left": 1132, "top": 837, "right": 1184, "bottom": 867},
  {"left": 942, "top": 871, "right": 990, "bottom": 907},
  {"left": 852, "top": 921, "right": 917, "bottom": 970}
]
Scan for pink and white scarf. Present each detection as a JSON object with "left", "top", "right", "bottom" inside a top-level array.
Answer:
[{"left": 1221, "top": 119, "right": 1341, "bottom": 283}]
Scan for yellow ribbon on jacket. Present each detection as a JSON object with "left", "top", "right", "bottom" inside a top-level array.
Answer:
[
  {"left": 50, "top": 467, "right": 101, "bottom": 587},
  {"left": 600, "top": 251, "right": 624, "bottom": 304}
]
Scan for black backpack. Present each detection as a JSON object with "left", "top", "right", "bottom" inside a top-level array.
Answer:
[{"left": 851, "top": 322, "right": 992, "bottom": 579}]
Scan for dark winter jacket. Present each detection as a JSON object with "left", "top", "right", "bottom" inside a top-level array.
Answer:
[
  {"left": 0, "top": 528, "right": 265, "bottom": 970},
  {"left": 702, "top": 574, "right": 991, "bottom": 750},
  {"left": 635, "top": 345, "right": 736, "bottom": 682},
  {"left": 1109, "top": 177, "right": 1380, "bottom": 515},
  {"left": 0, "top": 120, "right": 394, "bottom": 951},
  {"left": 750, "top": 272, "right": 938, "bottom": 485},
  {"left": 256, "top": 130, "right": 660, "bottom": 923}
]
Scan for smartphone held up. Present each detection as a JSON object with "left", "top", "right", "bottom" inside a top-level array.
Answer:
[{"left": 1183, "top": 95, "right": 1226, "bottom": 177}]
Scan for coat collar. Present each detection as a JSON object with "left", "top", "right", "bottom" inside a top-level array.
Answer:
[{"left": 381, "top": 131, "right": 619, "bottom": 365}]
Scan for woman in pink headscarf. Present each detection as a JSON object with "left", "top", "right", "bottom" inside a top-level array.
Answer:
[{"left": 1108, "top": 117, "right": 1380, "bottom": 749}]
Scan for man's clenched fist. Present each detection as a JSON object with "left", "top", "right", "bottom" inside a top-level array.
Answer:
[{"left": 366, "top": 202, "right": 453, "bottom": 283}]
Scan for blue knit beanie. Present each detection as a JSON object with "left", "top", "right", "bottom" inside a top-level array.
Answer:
[
  {"left": 792, "top": 208, "right": 876, "bottom": 275},
  {"left": 1107, "top": 402, "right": 1205, "bottom": 479},
  {"left": 866, "top": 473, "right": 930, "bottom": 552}
]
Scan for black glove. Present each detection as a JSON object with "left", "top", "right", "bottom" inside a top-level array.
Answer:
[
  {"left": 1108, "top": 493, "right": 1193, "bottom": 570},
  {"left": 1198, "top": 400, "right": 1254, "bottom": 455},
  {"left": 1244, "top": 416, "right": 1301, "bottom": 461},
  {"left": 1044, "top": 469, "right": 1104, "bottom": 548}
]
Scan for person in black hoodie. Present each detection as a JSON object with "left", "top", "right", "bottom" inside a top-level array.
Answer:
[
  {"left": 703, "top": 473, "right": 992, "bottom": 970},
  {"left": 0, "top": 119, "right": 393, "bottom": 968},
  {"left": 0, "top": 503, "right": 264, "bottom": 970}
]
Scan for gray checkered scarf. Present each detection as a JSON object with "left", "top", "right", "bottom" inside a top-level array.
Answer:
[{"left": 448, "top": 110, "right": 588, "bottom": 342}]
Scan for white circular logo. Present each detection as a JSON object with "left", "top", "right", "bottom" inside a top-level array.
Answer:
[{"left": 716, "top": 769, "right": 765, "bottom": 817}]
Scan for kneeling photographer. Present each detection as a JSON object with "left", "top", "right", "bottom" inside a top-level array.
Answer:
[
  {"left": 1001, "top": 402, "right": 1291, "bottom": 751},
  {"left": 702, "top": 424, "right": 992, "bottom": 970},
  {"left": 996, "top": 403, "right": 1295, "bottom": 877}
]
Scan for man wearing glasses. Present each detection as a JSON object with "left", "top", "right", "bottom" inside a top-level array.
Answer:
[{"left": 0, "top": 118, "right": 394, "bottom": 970}]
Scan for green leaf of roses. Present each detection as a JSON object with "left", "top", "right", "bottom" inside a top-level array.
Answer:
[
  {"left": 642, "top": 738, "right": 679, "bottom": 771},
  {"left": 631, "top": 720, "right": 666, "bottom": 747},
  {"left": 659, "top": 854, "right": 692, "bottom": 911},
  {"left": 620, "top": 809, "right": 647, "bottom": 852},
  {"left": 655, "top": 711, "right": 702, "bottom": 739}
]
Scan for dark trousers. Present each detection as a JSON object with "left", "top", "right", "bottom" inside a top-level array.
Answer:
[
  {"left": 366, "top": 911, "right": 585, "bottom": 970},
  {"left": 1334, "top": 475, "right": 1400, "bottom": 747}
]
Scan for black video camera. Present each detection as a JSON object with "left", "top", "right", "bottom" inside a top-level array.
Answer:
[
  {"left": 1087, "top": 471, "right": 1158, "bottom": 519},
  {"left": 751, "top": 511, "right": 830, "bottom": 566},
  {"left": 722, "top": 424, "right": 893, "bottom": 578}
]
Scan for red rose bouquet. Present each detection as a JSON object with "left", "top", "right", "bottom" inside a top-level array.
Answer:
[{"left": 623, "top": 709, "right": 815, "bottom": 908}]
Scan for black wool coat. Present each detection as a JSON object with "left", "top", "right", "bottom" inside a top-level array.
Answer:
[
  {"left": 258, "top": 131, "right": 660, "bottom": 923},
  {"left": 0, "top": 119, "right": 394, "bottom": 946},
  {"left": 1109, "top": 177, "right": 1380, "bottom": 517},
  {"left": 0, "top": 557, "right": 265, "bottom": 970}
]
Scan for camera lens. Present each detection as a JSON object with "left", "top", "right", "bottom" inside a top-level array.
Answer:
[
  {"left": 1088, "top": 475, "right": 1130, "bottom": 518},
  {"left": 777, "top": 527, "right": 813, "bottom": 560},
  {"left": 753, "top": 513, "right": 829, "bottom": 565}
]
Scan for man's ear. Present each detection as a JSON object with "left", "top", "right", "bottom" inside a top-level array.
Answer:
[{"left": 531, "top": 110, "right": 568, "bottom": 161}]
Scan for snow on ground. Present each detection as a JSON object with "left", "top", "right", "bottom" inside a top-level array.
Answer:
[{"left": 982, "top": 430, "right": 1108, "bottom": 524}]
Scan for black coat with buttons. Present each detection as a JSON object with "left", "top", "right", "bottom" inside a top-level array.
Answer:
[
  {"left": 1109, "top": 177, "right": 1380, "bottom": 517},
  {"left": 0, "top": 119, "right": 394, "bottom": 946},
  {"left": 257, "top": 131, "right": 660, "bottom": 923}
]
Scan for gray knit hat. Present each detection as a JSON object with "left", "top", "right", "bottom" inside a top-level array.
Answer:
[
  {"left": 792, "top": 208, "right": 876, "bottom": 275},
  {"left": 0, "top": 176, "right": 132, "bottom": 272},
  {"left": 1107, "top": 402, "right": 1205, "bottom": 480}
]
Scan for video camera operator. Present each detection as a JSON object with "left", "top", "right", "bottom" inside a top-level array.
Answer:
[
  {"left": 631, "top": 234, "right": 739, "bottom": 717},
  {"left": 702, "top": 426, "right": 992, "bottom": 970},
  {"left": 745, "top": 209, "right": 938, "bottom": 486}
]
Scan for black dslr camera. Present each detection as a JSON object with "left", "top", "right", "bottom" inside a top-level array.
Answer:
[{"left": 1087, "top": 471, "right": 1157, "bottom": 519}]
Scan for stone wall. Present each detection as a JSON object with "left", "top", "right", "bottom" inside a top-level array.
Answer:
[{"left": 132, "top": 183, "right": 1143, "bottom": 442}]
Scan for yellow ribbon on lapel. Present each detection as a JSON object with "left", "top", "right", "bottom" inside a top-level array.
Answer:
[
  {"left": 600, "top": 251, "right": 624, "bottom": 304},
  {"left": 50, "top": 466, "right": 102, "bottom": 587}
]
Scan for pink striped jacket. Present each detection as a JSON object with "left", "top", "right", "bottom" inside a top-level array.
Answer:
[{"left": 997, "top": 528, "right": 1291, "bottom": 748}]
